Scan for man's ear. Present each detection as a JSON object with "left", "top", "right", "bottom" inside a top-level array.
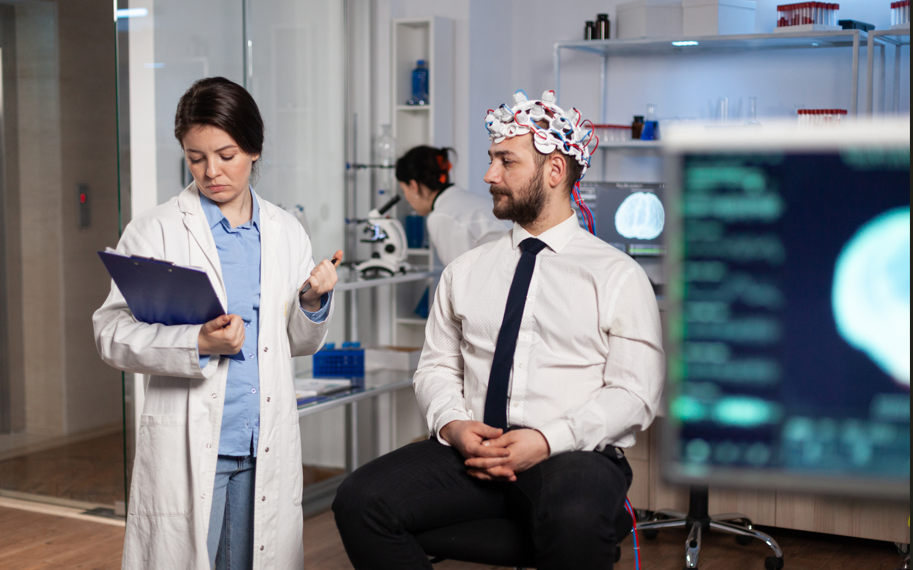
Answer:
[{"left": 546, "top": 152, "right": 566, "bottom": 190}]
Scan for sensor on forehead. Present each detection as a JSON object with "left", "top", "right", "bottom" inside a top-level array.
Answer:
[{"left": 485, "top": 90, "right": 598, "bottom": 234}]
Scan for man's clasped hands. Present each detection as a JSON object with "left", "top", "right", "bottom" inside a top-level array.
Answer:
[{"left": 440, "top": 420, "right": 551, "bottom": 482}]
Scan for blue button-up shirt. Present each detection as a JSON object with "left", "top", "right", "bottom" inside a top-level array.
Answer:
[{"left": 198, "top": 189, "right": 330, "bottom": 457}]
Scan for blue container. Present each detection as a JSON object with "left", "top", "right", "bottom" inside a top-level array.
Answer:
[
  {"left": 409, "top": 60, "right": 429, "bottom": 105},
  {"left": 313, "top": 342, "right": 365, "bottom": 382},
  {"left": 405, "top": 214, "right": 425, "bottom": 248}
]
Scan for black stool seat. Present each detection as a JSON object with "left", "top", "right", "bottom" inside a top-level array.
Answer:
[{"left": 415, "top": 509, "right": 633, "bottom": 567}]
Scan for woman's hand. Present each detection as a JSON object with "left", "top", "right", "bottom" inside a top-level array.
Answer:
[
  {"left": 198, "top": 314, "right": 245, "bottom": 355},
  {"left": 299, "top": 250, "right": 343, "bottom": 312}
]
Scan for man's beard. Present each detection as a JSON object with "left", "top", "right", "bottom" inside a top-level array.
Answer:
[{"left": 490, "top": 165, "right": 546, "bottom": 226}]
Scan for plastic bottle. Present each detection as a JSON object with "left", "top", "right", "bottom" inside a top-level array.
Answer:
[
  {"left": 374, "top": 125, "right": 396, "bottom": 208},
  {"left": 408, "top": 60, "right": 429, "bottom": 106}
]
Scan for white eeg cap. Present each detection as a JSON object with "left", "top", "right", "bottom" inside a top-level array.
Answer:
[{"left": 485, "top": 90, "right": 595, "bottom": 180}]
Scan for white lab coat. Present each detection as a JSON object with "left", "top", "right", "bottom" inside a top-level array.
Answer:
[
  {"left": 93, "top": 184, "right": 333, "bottom": 570},
  {"left": 425, "top": 186, "right": 512, "bottom": 266}
]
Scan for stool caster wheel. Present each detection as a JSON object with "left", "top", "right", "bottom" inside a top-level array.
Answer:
[
  {"left": 642, "top": 529, "right": 659, "bottom": 540},
  {"left": 765, "top": 556, "right": 785, "bottom": 570},
  {"left": 736, "top": 534, "right": 753, "bottom": 546}
]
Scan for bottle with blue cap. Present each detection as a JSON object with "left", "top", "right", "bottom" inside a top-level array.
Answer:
[{"left": 408, "top": 60, "right": 429, "bottom": 105}]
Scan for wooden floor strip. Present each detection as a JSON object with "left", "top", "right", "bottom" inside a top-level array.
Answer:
[{"left": 0, "top": 497, "right": 125, "bottom": 528}]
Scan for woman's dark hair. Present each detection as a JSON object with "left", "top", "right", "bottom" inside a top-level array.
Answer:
[
  {"left": 395, "top": 146, "right": 455, "bottom": 192},
  {"left": 174, "top": 77, "right": 264, "bottom": 174}
]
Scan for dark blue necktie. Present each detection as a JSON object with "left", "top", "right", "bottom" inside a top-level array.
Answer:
[{"left": 483, "top": 237, "right": 548, "bottom": 430}]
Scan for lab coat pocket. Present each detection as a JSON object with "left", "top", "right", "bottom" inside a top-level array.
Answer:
[
  {"left": 290, "top": 416, "right": 303, "bottom": 506},
  {"left": 130, "top": 414, "right": 193, "bottom": 516}
]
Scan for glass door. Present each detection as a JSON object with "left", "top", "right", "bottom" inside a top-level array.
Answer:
[
  {"left": 115, "top": 0, "right": 346, "bottom": 505},
  {"left": 0, "top": 0, "right": 125, "bottom": 512}
]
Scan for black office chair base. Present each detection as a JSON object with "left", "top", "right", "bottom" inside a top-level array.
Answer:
[{"left": 638, "top": 487, "right": 785, "bottom": 570}]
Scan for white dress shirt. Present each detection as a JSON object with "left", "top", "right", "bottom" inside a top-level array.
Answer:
[
  {"left": 413, "top": 213, "right": 664, "bottom": 455},
  {"left": 426, "top": 186, "right": 512, "bottom": 266}
]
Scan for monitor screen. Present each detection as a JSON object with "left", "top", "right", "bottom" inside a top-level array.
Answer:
[
  {"left": 662, "top": 124, "right": 910, "bottom": 499},
  {"left": 575, "top": 182, "right": 666, "bottom": 256}
]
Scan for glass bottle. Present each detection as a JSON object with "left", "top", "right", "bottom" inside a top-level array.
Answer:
[
  {"left": 374, "top": 125, "right": 397, "bottom": 208},
  {"left": 596, "top": 14, "right": 610, "bottom": 40},
  {"left": 745, "top": 97, "right": 761, "bottom": 127},
  {"left": 585, "top": 20, "right": 596, "bottom": 40},
  {"left": 632, "top": 116, "right": 645, "bottom": 139}
]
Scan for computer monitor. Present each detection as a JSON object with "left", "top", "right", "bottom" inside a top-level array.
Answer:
[
  {"left": 575, "top": 181, "right": 666, "bottom": 256},
  {"left": 662, "top": 121, "right": 910, "bottom": 499}
]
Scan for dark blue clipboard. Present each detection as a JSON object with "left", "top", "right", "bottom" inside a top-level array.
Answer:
[{"left": 99, "top": 251, "right": 225, "bottom": 327}]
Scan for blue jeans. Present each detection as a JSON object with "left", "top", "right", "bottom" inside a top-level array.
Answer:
[{"left": 208, "top": 455, "right": 256, "bottom": 570}]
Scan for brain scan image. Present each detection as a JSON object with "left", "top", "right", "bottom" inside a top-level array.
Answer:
[
  {"left": 832, "top": 207, "right": 910, "bottom": 387},
  {"left": 615, "top": 192, "right": 665, "bottom": 240}
]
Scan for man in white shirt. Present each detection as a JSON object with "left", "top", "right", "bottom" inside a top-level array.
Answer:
[{"left": 334, "top": 91, "right": 664, "bottom": 570}]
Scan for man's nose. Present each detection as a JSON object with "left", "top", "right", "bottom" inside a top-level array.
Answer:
[{"left": 483, "top": 163, "right": 499, "bottom": 185}]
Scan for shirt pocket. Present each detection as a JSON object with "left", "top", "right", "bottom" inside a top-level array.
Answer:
[
  {"left": 129, "top": 414, "right": 193, "bottom": 516},
  {"left": 289, "top": 415, "right": 303, "bottom": 506}
]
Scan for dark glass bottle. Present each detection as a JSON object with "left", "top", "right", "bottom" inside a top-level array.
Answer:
[
  {"left": 632, "top": 116, "right": 645, "bottom": 139},
  {"left": 584, "top": 21, "right": 596, "bottom": 40},
  {"left": 596, "top": 14, "right": 610, "bottom": 40}
]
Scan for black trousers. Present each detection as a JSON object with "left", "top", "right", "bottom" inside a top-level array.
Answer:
[{"left": 332, "top": 437, "right": 633, "bottom": 570}]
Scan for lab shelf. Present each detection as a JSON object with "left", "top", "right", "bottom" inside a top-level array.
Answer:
[
  {"left": 865, "top": 29, "right": 911, "bottom": 115},
  {"left": 406, "top": 247, "right": 433, "bottom": 256},
  {"left": 554, "top": 29, "right": 871, "bottom": 119},
  {"left": 335, "top": 269, "right": 442, "bottom": 292},
  {"left": 597, "top": 140, "right": 662, "bottom": 151},
  {"left": 396, "top": 105, "right": 432, "bottom": 112}
]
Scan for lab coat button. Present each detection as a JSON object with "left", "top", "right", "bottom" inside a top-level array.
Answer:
[
  {"left": 206, "top": 443, "right": 212, "bottom": 449},
  {"left": 201, "top": 493, "right": 206, "bottom": 499},
  {"left": 266, "top": 397, "right": 271, "bottom": 402},
  {"left": 264, "top": 447, "right": 269, "bottom": 452},
  {"left": 263, "top": 347, "right": 268, "bottom": 352},
  {"left": 261, "top": 496, "right": 266, "bottom": 501},
  {"left": 211, "top": 393, "right": 217, "bottom": 399},
  {"left": 260, "top": 546, "right": 264, "bottom": 551}
]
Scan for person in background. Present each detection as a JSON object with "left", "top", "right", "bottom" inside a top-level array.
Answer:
[
  {"left": 396, "top": 146, "right": 511, "bottom": 266},
  {"left": 94, "top": 77, "right": 341, "bottom": 570}
]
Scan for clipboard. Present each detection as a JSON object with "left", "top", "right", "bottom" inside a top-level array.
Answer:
[{"left": 99, "top": 249, "right": 225, "bottom": 327}]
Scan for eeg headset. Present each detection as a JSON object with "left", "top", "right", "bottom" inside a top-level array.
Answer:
[{"left": 485, "top": 90, "right": 598, "bottom": 234}]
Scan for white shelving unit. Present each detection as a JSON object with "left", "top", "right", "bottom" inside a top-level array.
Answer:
[
  {"left": 389, "top": 17, "right": 453, "bottom": 346},
  {"left": 553, "top": 29, "right": 872, "bottom": 122},
  {"left": 866, "top": 29, "right": 910, "bottom": 115}
]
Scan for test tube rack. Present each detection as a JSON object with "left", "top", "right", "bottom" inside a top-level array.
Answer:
[
  {"left": 891, "top": 1, "right": 911, "bottom": 29},
  {"left": 775, "top": 2, "right": 842, "bottom": 33}
]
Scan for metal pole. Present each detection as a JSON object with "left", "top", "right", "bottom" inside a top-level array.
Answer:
[
  {"left": 600, "top": 52, "right": 608, "bottom": 124},
  {"left": 553, "top": 44, "right": 561, "bottom": 104},
  {"left": 878, "top": 42, "right": 886, "bottom": 114},
  {"left": 851, "top": 31, "right": 859, "bottom": 116},
  {"left": 866, "top": 33, "right": 875, "bottom": 115},
  {"left": 894, "top": 43, "right": 902, "bottom": 115},
  {"left": 346, "top": 401, "right": 359, "bottom": 471}
]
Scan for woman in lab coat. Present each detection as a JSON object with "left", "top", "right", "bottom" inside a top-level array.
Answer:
[
  {"left": 93, "top": 77, "right": 340, "bottom": 570},
  {"left": 396, "top": 146, "right": 511, "bottom": 266}
]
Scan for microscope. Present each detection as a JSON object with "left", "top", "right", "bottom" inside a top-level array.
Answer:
[{"left": 355, "top": 195, "right": 411, "bottom": 279}]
